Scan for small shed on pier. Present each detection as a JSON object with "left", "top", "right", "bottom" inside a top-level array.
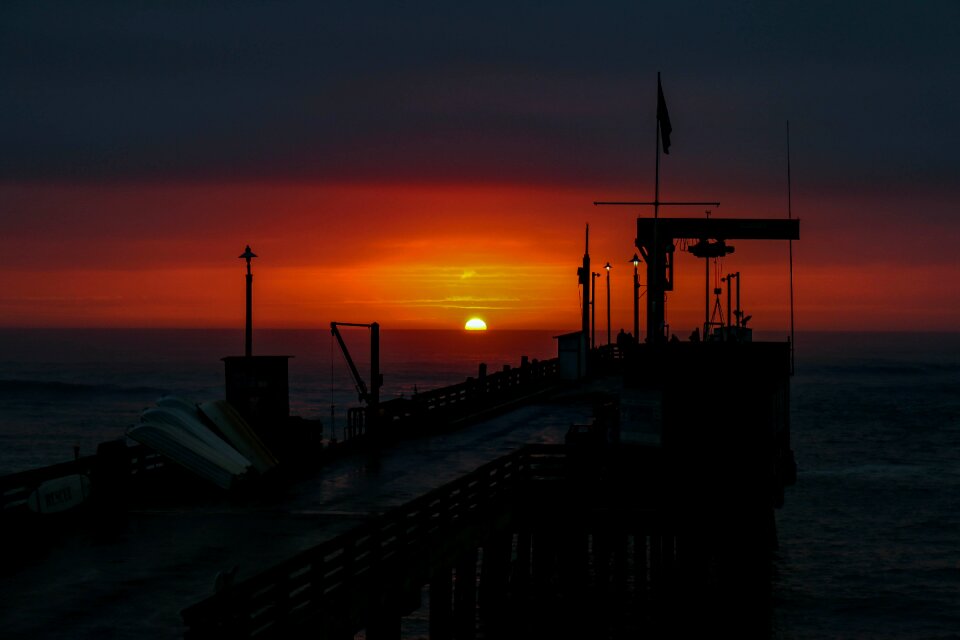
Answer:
[{"left": 554, "top": 331, "right": 586, "bottom": 380}]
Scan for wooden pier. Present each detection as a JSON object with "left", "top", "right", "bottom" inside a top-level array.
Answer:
[
  {"left": 2, "top": 342, "right": 793, "bottom": 639},
  {"left": 1, "top": 356, "right": 562, "bottom": 518},
  {"left": 182, "top": 439, "right": 781, "bottom": 639},
  {"left": 179, "top": 339, "right": 794, "bottom": 638}
]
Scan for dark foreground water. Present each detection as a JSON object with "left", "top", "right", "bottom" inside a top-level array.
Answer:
[
  {"left": 773, "top": 332, "right": 960, "bottom": 639},
  {"left": 0, "top": 329, "right": 957, "bottom": 638}
]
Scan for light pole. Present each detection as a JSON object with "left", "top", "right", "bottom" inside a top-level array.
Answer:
[
  {"left": 239, "top": 245, "right": 257, "bottom": 357},
  {"left": 604, "top": 262, "right": 612, "bottom": 345},
  {"left": 591, "top": 272, "right": 600, "bottom": 349},
  {"left": 630, "top": 254, "right": 640, "bottom": 344}
]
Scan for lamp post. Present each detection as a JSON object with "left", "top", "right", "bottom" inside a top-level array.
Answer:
[
  {"left": 603, "top": 262, "right": 612, "bottom": 345},
  {"left": 630, "top": 254, "right": 640, "bottom": 344},
  {"left": 239, "top": 245, "right": 257, "bottom": 357},
  {"left": 591, "top": 272, "right": 600, "bottom": 349}
]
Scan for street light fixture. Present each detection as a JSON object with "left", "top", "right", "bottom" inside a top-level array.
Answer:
[{"left": 603, "top": 262, "right": 612, "bottom": 345}]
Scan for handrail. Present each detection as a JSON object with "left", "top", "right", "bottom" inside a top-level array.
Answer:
[
  {"left": 2, "top": 358, "right": 563, "bottom": 508},
  {"left": 181, "top": 444, "right": 567, "bottom": 637},
  {"left": 1, "top": 444, "right": 168, "bottom": 513},
  {"left": 387, "top": 358, "right": 558, "bottom": 421}
]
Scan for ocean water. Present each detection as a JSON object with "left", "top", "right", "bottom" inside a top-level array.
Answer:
[
  {"left": 0, "top": 328, "right": 563, "bottom": 475},
  {"left": 0, "top": 329, "right": 957, "bottom": 638},
  {"left": 773, "top": 331, "right": 960, "bottom": 639}
]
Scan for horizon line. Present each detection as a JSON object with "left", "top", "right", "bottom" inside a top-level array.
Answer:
[{"left": 0, "top": 326, "right": 957, "bottom": 335}]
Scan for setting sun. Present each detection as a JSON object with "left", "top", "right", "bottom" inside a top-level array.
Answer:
[{"left": 464, "top": 318, "right": 488, "bottom": 331}]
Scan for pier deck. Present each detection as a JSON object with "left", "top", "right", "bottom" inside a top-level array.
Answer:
[{"left": 1, "top": 382, "right": 619, "bottom": 639}]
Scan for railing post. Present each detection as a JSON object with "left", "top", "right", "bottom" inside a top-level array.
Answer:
[
  {"left": 429, "top": 566, "right": 454, "bottom": 640},
  {"left": 512, "top": 528, "right": 531, "bottom": 597},
  {"left": 454, "top": 548, "right": 478, "bottom": 639},
  {"left": 478, "top": 532, "right": 512, "bottom": 635},
  {"left": 273, "top": 571, "right": 292, "bottom": 636},
  {"left": 365, "top": 612, "right": 401, "bottom": 640}
]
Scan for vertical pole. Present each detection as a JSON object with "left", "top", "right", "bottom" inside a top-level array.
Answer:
[
  {"left": 579, "top": 225, "right": 591, "bottom": 377},
  {"left": 240, "top": 246, "right": 257, "bottom": 357},
  {"left": 514, "top": 529, "right": 531, "bottom": 595},
  {"left": 652, "top": 72, "right": 662, "bottom": 344},
  {"left": 645, "top": 256, "right": 656, "bottom": 344},
  {"left": 366, "top": 613, "right": 401, "bottom": 640},
  {"left": 735, "top": 272, "right": 741, "bottom": 327},
  {"left": 633, "top": 264, "right": 640, "bottom": 344},
  {"left": 580, "top": 225, "right": 591, "bottom": 355},
  {"left": 705, "top": 257, "right": 709, "bottom": 334},
  {"left": 370, "top": 322, "right": 380, "bottom": 433},
  {"left": 591, "top": 273, "right": 597, "bottom": 349},
  {"left": 430, "top": 567, "right": 453, "bottom": 640},
  {"left": 478, "top": 534, "right": 512, "bottom": 634},
  {"left": 605, "top": 268, "right": 611, "bottom": 345},
  {"left": 245, "top": 270, "right": 253, "bottom": 357},
  {"left": 655, "top": 73, "right": 661, "bottom": 222},
  {"left": 726, "top": 275, "right": 732, "bottom": 329},
  {"left": 454, "top": 549, "right": 478, "bottom": 640},
  {"left": 787, "top": 121, "right": 796, "bottom": 374}
]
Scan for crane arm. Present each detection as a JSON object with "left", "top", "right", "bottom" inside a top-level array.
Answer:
[{"left": 331, "top": 322, "right": 370, "bottom": 403}]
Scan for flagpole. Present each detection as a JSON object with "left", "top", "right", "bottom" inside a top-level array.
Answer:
[
  {"left": 655, "top": 72, "right": 661, "bottom": 221},
  {"left": 596, "top": 74, "right": 721, "bottom": 343},
  {"left": 651, "top": 72, "right": 661, "bottom": 341},
  {"left": 787, "top": 120, "right": 796, "bottom": 375}
]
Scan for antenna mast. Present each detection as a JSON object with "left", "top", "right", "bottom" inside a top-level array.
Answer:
[
  {"left": 578, "top": 224, "right": 591, "bottom": 350},
  {"left": 787, "top": 121, "right": 796, "bottom": 375}
]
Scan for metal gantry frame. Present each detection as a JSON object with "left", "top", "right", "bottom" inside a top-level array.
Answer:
[
  {"left": 636, "top": 218, "right": 799, "bottom": 342},
  {"left": 330, "top": 322, "right": 381, "bottom": 433}
]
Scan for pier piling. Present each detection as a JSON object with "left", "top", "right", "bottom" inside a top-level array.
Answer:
[{"left": 182, "top": 439, "right": 787, "bottom": 639}]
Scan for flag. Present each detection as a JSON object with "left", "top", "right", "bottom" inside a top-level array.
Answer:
[{"left": 657, "top": 75, "right": 672, "bottom": 154}]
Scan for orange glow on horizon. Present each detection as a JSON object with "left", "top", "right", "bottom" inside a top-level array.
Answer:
[{"left": 1, "top": 180, "right": 958, "bottom": 332}]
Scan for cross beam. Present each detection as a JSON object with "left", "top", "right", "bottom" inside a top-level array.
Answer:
[
  {"left": 637, "top": 217, "right": 799, "bottom": 242},
  {"left": 637, "top": 217, "right": 799, "bottom": 343}
]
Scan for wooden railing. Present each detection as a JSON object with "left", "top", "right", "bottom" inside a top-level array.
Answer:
[
  {"left": 181, "top": 436, "right": 790, "bottom": 638},
  {"left": 179, "top": 443, "right": 703, "bottom": 639},
  {"left": 1, "top": 456, "right": 90, "bottom": 513},
  {"left": 181, "top": 444, "right": 567, "bottom": 638},
  {"left": 371, "top": 358, "right": 561, "bottom": 436},
  {"left": 1, "top": 442, "right": 170, "bottom": 514},
  {"left": 2, "top": 357, "right": 562, "bottom": 511},
  {"left": 410, "top": 357, "right": 557, "bottom": 410}
]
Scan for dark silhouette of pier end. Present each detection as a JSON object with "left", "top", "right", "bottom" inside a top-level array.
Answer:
[
  {"left": 1, "top": 345, "right": 791, "bottom": 639},
  {"left": 182, "top": 441, "right": 780, "bottom": 638}
]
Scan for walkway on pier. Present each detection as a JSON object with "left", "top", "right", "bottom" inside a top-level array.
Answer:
[{"left": 0, "top": 380, "right": 653, "bottom": 639}]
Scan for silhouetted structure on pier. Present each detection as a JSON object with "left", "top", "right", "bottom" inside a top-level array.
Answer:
[
  {"left": 183, "top": 440, "right": 779, "bottom": 639},
  {"left": 3, "top": 75, "right": 802, "bottom": 640}
]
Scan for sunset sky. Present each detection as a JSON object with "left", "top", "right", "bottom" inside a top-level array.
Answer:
[{"left": 2, "top": 2, "right": 958, "bottom": 333}]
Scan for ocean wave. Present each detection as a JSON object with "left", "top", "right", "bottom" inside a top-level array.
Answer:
[
  {"left": 802, "top": 360, "right": 960, "bottom": 377},
  {"left": 0, "top": 378, "right": 166, "bottom": 397}
]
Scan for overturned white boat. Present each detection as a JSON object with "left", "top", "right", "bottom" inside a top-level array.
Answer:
[
  {"left": 199, "top": 399, "right": 278, "bottom": 474},
  {"left": 127, "top": 398, "right": 253, "bottom": 490}
]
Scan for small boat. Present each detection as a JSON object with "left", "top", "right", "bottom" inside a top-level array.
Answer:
[
  {"left": 199, "top": 399, "right": 279, "bottom": 474},
  {"left": 127, "top": 399, "right": 253, "bottom": 490},
  {"left": 127, "top": 420, "right": 247, "bottom": 490},
  {"left": 27, "top": 474, "right": 91, "bottom": 514},
  {"left": 152, "top": 397, "right": 252, "bottom": 470}
]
